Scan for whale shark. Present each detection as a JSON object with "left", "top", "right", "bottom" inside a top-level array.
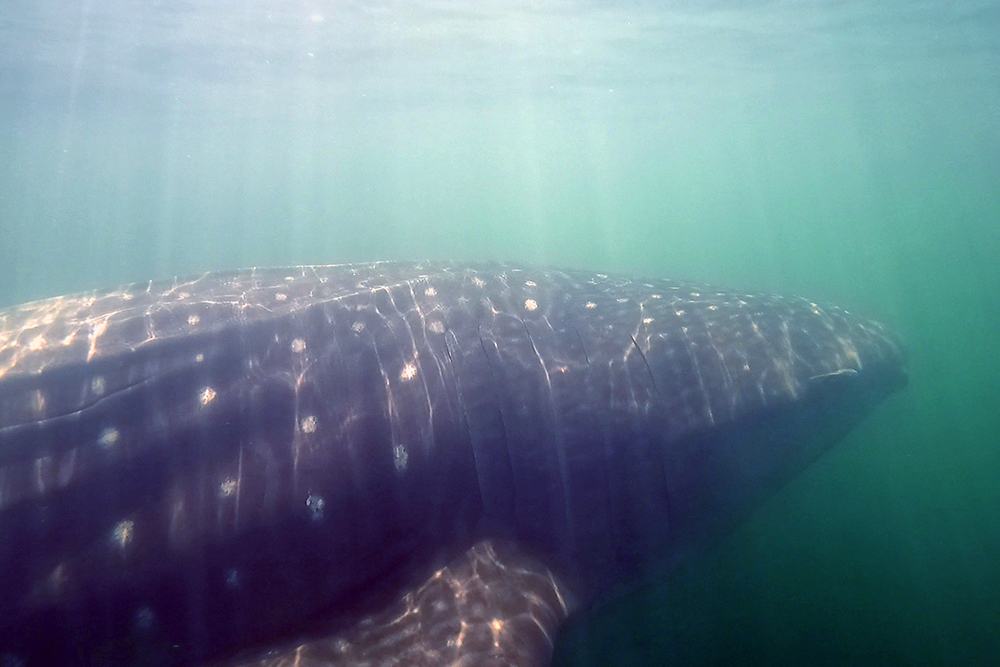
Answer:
[{"left": 0, "top": 261, "right": 906, "bottom": 666}]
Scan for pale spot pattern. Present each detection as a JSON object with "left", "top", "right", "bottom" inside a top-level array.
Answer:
[
  {"left": 301, "top": 415, "right": 318, "bottom": 434},
  {"left": 0, "top": 261, "right": 903, "bottom": 666},
  {"left": 98, "top": 427, "right": 120, "bottom": 449},
  {"left": 219, "top": 478, "right": 238, "bottom": 498},
  {"left": 306, "top": 493, "right": 325, "bottom": 521},
  {"left": 394, "top": 444, "right": 409, "bottom": 471},
  {"left": 199, "top": 386, "right": 217, "bottom": 406},
  {"left": 30, "top": 390, "right": 45, "bottom": 415},
  {"left": 111, "top": 520, "right": 134, "bottom": 549}
]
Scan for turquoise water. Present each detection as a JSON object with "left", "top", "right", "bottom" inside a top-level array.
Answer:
[{"left": 1, "top": 1, "right": 997, "bottom": 664}]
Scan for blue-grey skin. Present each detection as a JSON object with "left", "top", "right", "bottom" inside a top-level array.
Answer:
[{"left": 0, "top": 261, "right": 907, "bottom": 666}]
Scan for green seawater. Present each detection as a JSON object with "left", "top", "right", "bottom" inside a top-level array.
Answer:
[{"left": 1, "top": 1, "right": 997, "bottom": 665}]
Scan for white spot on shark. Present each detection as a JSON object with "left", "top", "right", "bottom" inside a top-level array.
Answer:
[
  {"left": 111, "top": 520, "right": 134, "bottom": 549},
  {"left": 98, "top": 427, "right": 120, "bottom": 449},
  {"left": 301, "top": 415, "right": 318, "bottom": 433},
  {"left": 29, "top": 390, "right": 45, "bottom": 415},
  {"left": 199, "top": 387, "right": 217, "bottom": 406},
  {"left": 394, "top": 444, "right": 409, "bottom": 471},
  {"left": 306, "top": 493, "right": 325, "bottom": 521},
  {"left": 219, "top": 478, "right": 238, "bottom": 498}
]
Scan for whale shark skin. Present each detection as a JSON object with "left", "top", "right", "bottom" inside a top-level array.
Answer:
[{"left": 0, "top": 261, "right": 907, "bottom": 666}]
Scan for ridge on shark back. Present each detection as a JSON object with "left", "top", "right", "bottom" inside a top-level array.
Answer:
[{"left": 0, "top": 261, "right": 906, "bottom": 666}]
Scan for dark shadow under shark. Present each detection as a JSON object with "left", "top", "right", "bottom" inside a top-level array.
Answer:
[{"left": 0, "top": 261, "right": 907, "bottom": 666}]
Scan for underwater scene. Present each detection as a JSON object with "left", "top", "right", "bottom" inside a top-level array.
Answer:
[{"left": 0, "top": 1, "right": 998, "bottom": 665}]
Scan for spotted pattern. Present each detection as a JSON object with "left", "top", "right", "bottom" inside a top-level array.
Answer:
[
  {"left": 199, "top": 386, "right": 217, "bottom": 406},
  {"left": 0, "top": 261, "right": 906, "bottom": 667},
  {"left": 111, "top": 520, "right": 135, "bottom": 549},
  {"left": 300, "top": 415, "right": 318, "bottom": 434},
  {"left": 305, "top": 493, "right": 325, "bottom": 521}
]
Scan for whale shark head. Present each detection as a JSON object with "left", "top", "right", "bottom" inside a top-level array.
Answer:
[
  {"left": 473, "top": 273, "right": 909, "bottom": 606},
  {"left": 635, "top": 297, "right": 908, "bottom": 576}
]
